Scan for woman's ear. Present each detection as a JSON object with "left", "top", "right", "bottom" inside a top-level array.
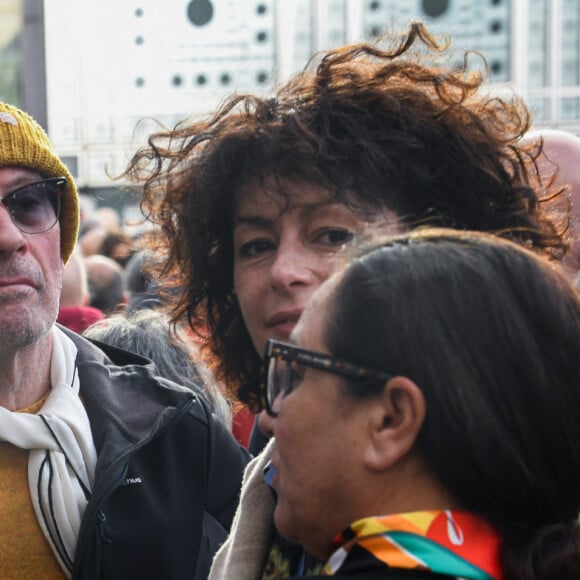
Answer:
[{"left": 363, "top": 376, "right": 426, "bottom": 472}]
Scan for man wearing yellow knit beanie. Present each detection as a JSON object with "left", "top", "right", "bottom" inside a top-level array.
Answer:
[{"left": 0, "top": 102, "right": 249, "bottom": 579}]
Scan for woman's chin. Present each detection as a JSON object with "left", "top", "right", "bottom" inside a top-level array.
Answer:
[
  {"left": 273, "top": 502, "right": 331, "bottom": 561},
  {"left": 273, "top": 502, "right": 297, "bottom": 544}
]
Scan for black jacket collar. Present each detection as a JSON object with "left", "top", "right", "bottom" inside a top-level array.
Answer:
[{"left": 58, "top": 325, "right": 197, "bottom": 477}]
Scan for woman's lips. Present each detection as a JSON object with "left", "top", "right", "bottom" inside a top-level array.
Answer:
[{"left": 266, "top": 309, "right": 303, "bottom": 338}]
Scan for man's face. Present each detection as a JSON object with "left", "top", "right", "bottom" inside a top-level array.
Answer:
[{"left": 0, "top": 167, "right": 63, "bottom": 352}]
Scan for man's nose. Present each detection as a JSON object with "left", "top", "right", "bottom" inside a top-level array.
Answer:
[{"left": 0, "top": 205, "right": 27, "bottom": 255}]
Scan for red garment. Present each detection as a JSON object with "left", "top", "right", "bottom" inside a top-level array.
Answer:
[
  {"left": 58, "top": 306, "right": 104, "bottom": 334},
  {"left": 231, "top": 407, "right": 255, "bottom": 449}
]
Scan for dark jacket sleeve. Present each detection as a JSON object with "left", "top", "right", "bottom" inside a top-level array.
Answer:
[{"left": 194, "top": 399, "right": 251, "bottom": 578}]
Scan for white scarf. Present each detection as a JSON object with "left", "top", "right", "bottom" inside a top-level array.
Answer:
[{"left": 0, "top": 326, "right": 97, "bottom": 577}]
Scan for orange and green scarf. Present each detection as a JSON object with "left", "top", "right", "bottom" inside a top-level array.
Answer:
[{"left": 323, "top": 510, "right": 502, "bottom": 579}]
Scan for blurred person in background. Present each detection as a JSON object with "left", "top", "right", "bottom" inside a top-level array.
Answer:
[
  {"left": 93, "top": 206, "right": 121, "bottom": 233},
  {"left": 78, "top": 223, "right": 108, "bottom": 257},
  {"left": 122, "top": 23, "right": 568, "bottom": 578},
  {"left": 124, "top": 249, "right": 162, "bottom": 312},
  {"left": 98, "top": 230, "right": 135, "bottom": 268},
  {"left": 0, "top": 100, "right": 249, "bottom": 579},
  {"left": 85, "top": 253, "right": 128, "bottom": 314},
  {"left": 57, "top": 248, "right": 104, "bottom": 333},
  {"left": 77, "top": 208, "right": 123, "bottom": 259},
  {"left": 527, "top": 128, "right": 580, "bottom": 287},
  {"left": 84, "top": 308, "right": 232, "bottom": 429}
]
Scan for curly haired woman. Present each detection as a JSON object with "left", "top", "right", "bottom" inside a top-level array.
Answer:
[{"left": 122, "top": 23, "right": 569, "bottom": 578}]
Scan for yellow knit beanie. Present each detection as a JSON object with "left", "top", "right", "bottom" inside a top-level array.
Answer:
[{"left": 0, "top": 102, "right": 79, "bottom": 263}]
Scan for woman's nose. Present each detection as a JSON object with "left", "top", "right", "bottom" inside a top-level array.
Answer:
[{"left": 269, "top": 244, "right": 319, "bottom": 291}]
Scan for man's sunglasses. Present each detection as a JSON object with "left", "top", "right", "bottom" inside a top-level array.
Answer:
[{"left": 0, "top": 177, "right": 66, "bottom": 234}]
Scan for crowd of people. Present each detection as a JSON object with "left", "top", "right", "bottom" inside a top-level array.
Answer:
[{"left": 0, "top": 21, "right": 579, "bottom": 580}]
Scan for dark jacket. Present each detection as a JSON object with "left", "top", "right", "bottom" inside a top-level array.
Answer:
[{"left": 62, "top": 328, "right": 250, "bottom": 579}]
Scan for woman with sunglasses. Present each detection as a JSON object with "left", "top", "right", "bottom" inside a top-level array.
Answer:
[
  {"left": 259, "top": 229, "right": 580, "bottom": 580},
  {"left": 123, "top": 23, "right": 569, "bottom": 578}
]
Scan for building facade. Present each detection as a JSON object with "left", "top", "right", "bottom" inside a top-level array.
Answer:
[{"left": 1, "top": 0, "right": 579, "bottom": 189}]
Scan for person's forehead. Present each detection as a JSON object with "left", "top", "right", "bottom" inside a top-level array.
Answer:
[
  {"left": 0, "top": 166, "right": 44, "bottom": 187},
  {"left": 236, "top": 180, "right": 343, "bottom": 214}
]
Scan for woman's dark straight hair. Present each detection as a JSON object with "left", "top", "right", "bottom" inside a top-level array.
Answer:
[{"left": 324, "top": 229, "right": 580, "bottom": 580}]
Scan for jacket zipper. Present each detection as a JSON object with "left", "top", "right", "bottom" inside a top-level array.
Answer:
[{"left": 71, "top": 396, "right": 195, "bottom": 578}]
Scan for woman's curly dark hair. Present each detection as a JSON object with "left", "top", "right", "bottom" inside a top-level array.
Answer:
[{"left": 121, "top": 22, "right": 568, "bottom": 410}]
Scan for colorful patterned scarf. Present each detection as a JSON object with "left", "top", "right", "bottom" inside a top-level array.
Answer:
[{"left": 323, "top": 510, "right": 502, "bottom": 579}]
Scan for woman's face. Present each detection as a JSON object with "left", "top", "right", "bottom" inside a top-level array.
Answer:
[
  {"left": 233, "top": 180, "right": 398, "bottom": 355},
  {"left": 267, "top": 278, "right": 375, "bottom": 559}
]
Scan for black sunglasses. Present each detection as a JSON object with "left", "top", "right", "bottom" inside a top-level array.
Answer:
[
  {"left": 0, "top": 177, "right": 66, "bottom": 234},
  {"left": 262, "top": 338, "right": 392, "bottom": 417}
]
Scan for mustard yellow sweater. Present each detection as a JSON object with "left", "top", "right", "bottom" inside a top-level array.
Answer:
[{"left": 0, "top": 398, "right": 65, "bottom": 578}]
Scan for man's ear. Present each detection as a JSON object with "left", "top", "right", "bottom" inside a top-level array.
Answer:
[{"left": 363, "top": 376, "right": 426, "bottom": 472}]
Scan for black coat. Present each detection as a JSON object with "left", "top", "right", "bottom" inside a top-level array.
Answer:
[{"left": 61, "top": 329, "right": 250, "bottom": 579}]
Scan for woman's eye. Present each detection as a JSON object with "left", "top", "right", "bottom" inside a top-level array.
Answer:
[
  {"left": 316, "top": 229, "right": 355, "bottom": 246},
  {"left": 239, "top": 239, "right": 275, "bottom": 258}
]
